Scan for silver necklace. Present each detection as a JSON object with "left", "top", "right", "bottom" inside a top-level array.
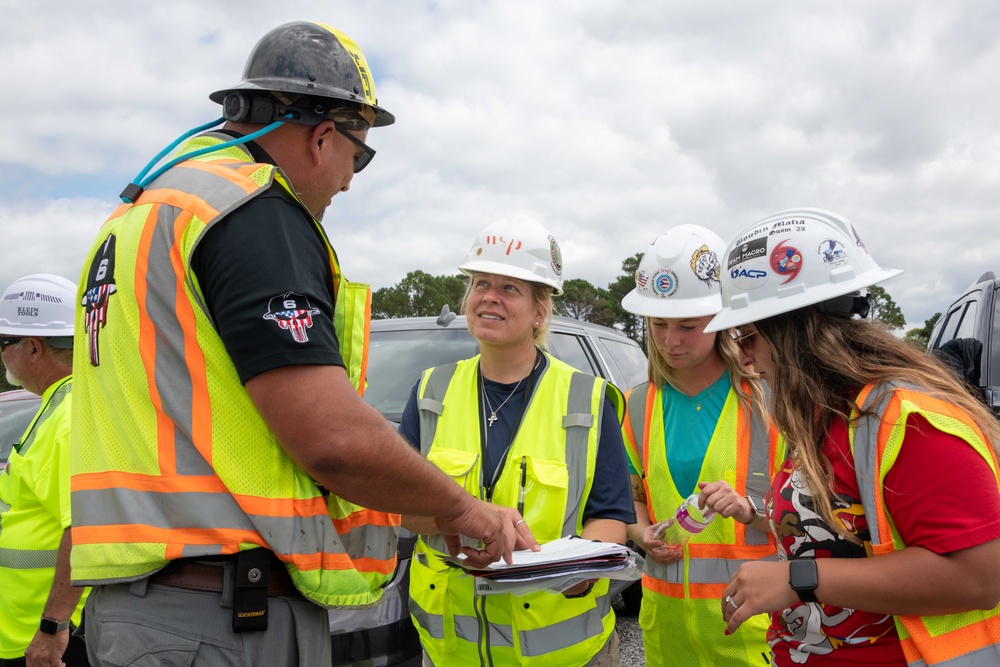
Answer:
[{"left": 480, "top": 369, "right": 524, "bottom": 427}]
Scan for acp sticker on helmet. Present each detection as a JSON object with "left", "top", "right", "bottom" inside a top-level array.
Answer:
[
  {"left": 727, "top": 237, "right": 770, "bottom": 290},
  {"left": 651, "top": 269, "right": 679, "bottom": 298},
  {"left": 769, "top": 241, "right": 802, "bottom": 284},
  {"left": 690, "top": 245, "right": 721, "bottom": 287},
  {"left": 549, "top": 235, "right": 562, "bottom": 276},
  {"left": 817, "top": 239, "right": 848, "bottom": 266}
]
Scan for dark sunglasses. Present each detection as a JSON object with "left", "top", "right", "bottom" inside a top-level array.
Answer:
[
  {"left": 337, "top": 127, "right": 376, "bottom": 173},
  {"left": 0, "top": 336, "right": 24, "bottom": 351},
  {"left": 731, "top": 329, "right": 758, "bottom": 354}
]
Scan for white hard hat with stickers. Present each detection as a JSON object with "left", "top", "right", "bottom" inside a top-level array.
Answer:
[
  {"left": 0, "top": 274, "right": 77, "bottom": 347},
  {"left": 705, "top": 208, "right": 903, "bottom": 333},
  {"left": 621, "top": 224, "right": 725, "bottom": 318},
  {"left": 459, "top": 214, "right": 564, "bottom": 295}
]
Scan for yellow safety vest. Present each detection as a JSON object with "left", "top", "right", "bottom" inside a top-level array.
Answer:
[
  {"left": 623, "top": 381, "right": 781, "bottom": 667},
  {"left": 0, "top": 377, "right": 88, "bottom": 659},
  {"left": 70, "top": 133, "right": 398, "bottom": 608},
  {"left": 852, "top": 382, "right": 1000, "bottom": 666},
  {"left": 409, "top": 354, "right": 622, "bottom": 666}
]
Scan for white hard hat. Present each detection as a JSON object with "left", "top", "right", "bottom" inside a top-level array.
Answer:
[
  {"left": 621, "top": 225, "right": 725, "bottom": 318},
  {"left": 0, "top": 274, "right": 77, "bottom": 346},
  {"left": 705, "top": 208, "right": 902, "bottom": 333},
  {"left": 459, "top": 214, "right": 564, "bottom": 295}
]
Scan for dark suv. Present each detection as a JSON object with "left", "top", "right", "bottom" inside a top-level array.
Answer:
[{"left": 927, "top": 270, "right": 1000, "bottom": 418}]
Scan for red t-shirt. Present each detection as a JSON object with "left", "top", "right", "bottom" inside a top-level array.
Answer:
[{"left": 768, "top": 413, "right": 1000, "bottom": 665}]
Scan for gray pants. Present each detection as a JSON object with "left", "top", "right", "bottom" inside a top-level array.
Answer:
[{"left": 84, "top": 578, "right": 330, "bottom": 667}]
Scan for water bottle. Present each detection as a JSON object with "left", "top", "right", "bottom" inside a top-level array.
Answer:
[{"left": 654, "top": 493, "right": 716, "bottom": 549}]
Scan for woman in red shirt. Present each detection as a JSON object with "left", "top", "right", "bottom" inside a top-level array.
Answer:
[{"left": 705, "top": 208, "right": 1000, "bottom": 666}]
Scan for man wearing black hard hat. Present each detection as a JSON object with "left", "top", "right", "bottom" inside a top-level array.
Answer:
[{"left": 70, "top": 22, "right": 534, "bottom": 666}]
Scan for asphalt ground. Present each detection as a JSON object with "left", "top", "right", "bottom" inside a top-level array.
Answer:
[{"left": 612, "top": 592, "right": 646, "bottom": 667}]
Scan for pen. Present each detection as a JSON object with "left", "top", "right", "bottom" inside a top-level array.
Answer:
[{"left": 518, "top": 456, "right": 527, "bottom": 516}]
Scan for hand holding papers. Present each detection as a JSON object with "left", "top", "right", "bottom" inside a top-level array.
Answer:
[{"left": 443, "top": 536, "right": 645, "bottom": 596}]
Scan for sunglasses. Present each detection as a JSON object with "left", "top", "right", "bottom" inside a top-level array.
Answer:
[
  {"left": 0, "top": 336, "right": 24, "bottom": 351},
  {"left": 731, "top": 328, "right": 758, "bottom": 354},
  {"left": 337, "top": 127, "right": 376, "bottom": 173}
]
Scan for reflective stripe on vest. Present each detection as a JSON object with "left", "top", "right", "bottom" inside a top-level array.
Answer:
[
  {"left": 410, "top": 353, "right": 618, "bottom": 665},
  {"left": 70, "top": 134, "right": 396, "bottom": 608},
  {"left": 853, "top": 382, "right": 1000, "bottom": 666}
]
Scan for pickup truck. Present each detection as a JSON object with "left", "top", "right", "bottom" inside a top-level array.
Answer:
[{"left": 927, "top": 270, "right": 1000, "bottom": 418}]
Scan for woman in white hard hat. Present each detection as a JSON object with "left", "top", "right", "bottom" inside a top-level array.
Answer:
[
  {"left": 399, "top": 214, "right": 636, "bottom": 666},
  {"left": 619, "top": 225, "right": 780, "bottom": 667},
  {"left": 711, "top": 208, "right": 1000, "bottom": 666}
]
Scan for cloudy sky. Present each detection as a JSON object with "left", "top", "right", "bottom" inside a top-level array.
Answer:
[{"left": 2, "top": 0, "right": 998, "bottom": 328}]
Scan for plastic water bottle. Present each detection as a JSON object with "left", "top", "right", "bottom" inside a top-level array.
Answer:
[{"left": 655, "top": 493, "right": 716, "bottom": 549}]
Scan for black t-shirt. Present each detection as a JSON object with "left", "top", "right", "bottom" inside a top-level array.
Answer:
[
  {"left": 400, "top": 355, "right": 636, "bottom": 524},
  {"left": 190, "top": 138, "right": 343, "bottom": 383}
]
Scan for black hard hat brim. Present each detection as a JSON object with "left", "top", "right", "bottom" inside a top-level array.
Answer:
[{"left": 209, "top": 81, "right": 395, "bottom": 127}]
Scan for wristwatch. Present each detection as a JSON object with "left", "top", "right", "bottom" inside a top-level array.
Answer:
[
  {"left": 788, "top": 559, "right": 819, "bottom": 603},
  {"left": 738, "top": 495, "right": 767, "bottom": 524},
  {"left": 39, "top": 616, "right": 70, "bottom": 634}
]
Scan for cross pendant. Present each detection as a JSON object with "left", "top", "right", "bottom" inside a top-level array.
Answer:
[{"left": 488, "top": 412, "right": 498, "bottom": 427}]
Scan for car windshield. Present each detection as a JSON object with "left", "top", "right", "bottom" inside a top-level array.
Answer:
[{"left": 364, "top": 328, "right": 479, "bottom": 423}]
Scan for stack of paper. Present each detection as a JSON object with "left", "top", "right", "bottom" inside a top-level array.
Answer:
[{"left": 443, "top": 536, "right": 644, "bottom": 596}]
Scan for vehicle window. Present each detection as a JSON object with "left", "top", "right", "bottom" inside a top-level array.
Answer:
[
  {"left": 992, "top": 293, "right": 1000, "bottom": 390},
  {"left": 955, "top": 301, "right": 979, "bottom": 340},
  {"left": 364, "top": 329, "right": 478, "bottom": 422},
  {"left": 0, "top": 401, "right": 38, "bottom": 462},
  {"left": 600, "top": 337, "right": 649, "bottom": 390},
  {"left": 547, "top": 333, "right": 597, "bottom": 375},
  {"left": 935, "top": 304, "right": 967, "bottom": 347}
]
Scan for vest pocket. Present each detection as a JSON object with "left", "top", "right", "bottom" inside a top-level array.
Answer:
[
  {"left": 520, "top": 458, "right": 569, "bottom": 538},
  {"left": 427, "top": 449, "right": 480, "bottom": 497}
]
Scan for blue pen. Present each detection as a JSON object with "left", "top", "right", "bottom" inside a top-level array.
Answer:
[{"left": 518, "top": 456, "right": 527, "bottom": 516}]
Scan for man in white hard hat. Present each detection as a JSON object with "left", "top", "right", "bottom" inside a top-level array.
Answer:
[{"left": 0, "top": 274, "right": 89, "bottom": 667}]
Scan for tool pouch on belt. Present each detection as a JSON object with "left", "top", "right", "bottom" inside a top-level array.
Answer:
[{"left": 232, "top": 549, "right": 271, "bottom": 633}]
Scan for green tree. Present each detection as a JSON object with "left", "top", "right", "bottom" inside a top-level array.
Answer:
[
  {"left": 372, "top": 271, "right": 467, "bottom": 319},
  {"left": 606, "top": 253, "right": 645, "bottom": 347},
  {"left": 555, "top": 278, "right": 617, "bottom": 328},
  {"left": 867, "top": 285, "right": 906, "bottom": 330},
  {"left": 904, "top": 312, "right": 942, "bottom": 349}
]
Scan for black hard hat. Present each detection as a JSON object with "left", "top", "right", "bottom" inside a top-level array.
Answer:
[{"left": 210, "top": 21, "right": 394, "bottom": 127}]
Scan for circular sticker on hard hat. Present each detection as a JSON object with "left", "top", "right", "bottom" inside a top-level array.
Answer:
[
  {"left": 690, "top": 245, "right": 721, "bottom": 287},
  {"left": 726, "top": 237, "right": 770, "bottom": 290},
  {"left": 769, "top": 240, "right": 802, "bottom": 285},
  {"left": 651, "top": 269, "right": 679, "bottom": 298},
  {"left": 817, "top": 239, "right": 848, "bottom": 266},
  {"left": 549, "top": 236, "right": 562, "bottom": 276}
]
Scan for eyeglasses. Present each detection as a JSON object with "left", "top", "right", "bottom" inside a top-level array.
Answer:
[
  {"left": 731, "top": 329, "right": 758, "bottom": 355},
  {"left": 0, "top": 336, "right": 23, "bottom": 351},
  {"left": 337, "top": 127, "right": 376, "bottom": 173}
]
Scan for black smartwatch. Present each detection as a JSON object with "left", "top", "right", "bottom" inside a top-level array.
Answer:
[
  {"left": 788, "top": 559, "right": 819, "bottom": 603},
  {"left": 39, "top": 616, "right": 70, "bottom": 634},
  {"left": 738, "top": 495, "right": 767, "bottom": 524}
]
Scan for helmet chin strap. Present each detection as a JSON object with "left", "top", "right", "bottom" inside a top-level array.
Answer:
[{"left": 816, "top": 291, "right": 871, "bottom": 319}]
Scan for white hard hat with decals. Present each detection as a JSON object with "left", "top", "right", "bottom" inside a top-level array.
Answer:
[
  {"left": 704, "top": 208, "right": 902, "bottom": 333},
  {"left": 621, "top": 225, "right": 725, "bottom": 318},
  {"left": 459, "top": 214, "right": 564, "bottom": 295},
  {"left": 0, "top": 274, "right": 77, "bottom": 346}
]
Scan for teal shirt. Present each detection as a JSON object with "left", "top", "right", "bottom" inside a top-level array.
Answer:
[{"left": 627, "top": 372, "right": 730, "bottom": 495}]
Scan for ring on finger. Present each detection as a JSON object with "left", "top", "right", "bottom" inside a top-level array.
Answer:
[
  {"left": 727, "top": 596, "right": 739, "bottom": 610},
  {"left": 514, "top": 520, "right": 525, "bottom": 527}
]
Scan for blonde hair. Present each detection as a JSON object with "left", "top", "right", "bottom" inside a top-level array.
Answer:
[
  {"left": 644, "top": 316, "right": 767, "bottom": 426},
  {"left": 461, "top": 276, "right": 554, "bottom": 349},
  {"left": 755, "top": 306, "right": 1000, "bottom": 541}
]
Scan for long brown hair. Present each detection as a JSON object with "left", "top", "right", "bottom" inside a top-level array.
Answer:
[
  {"left": 755, "top": 305, "right": 1000, "bottom": 539},
  {"left": 645, "top": 317, "right": 768, "bottom": 425}
]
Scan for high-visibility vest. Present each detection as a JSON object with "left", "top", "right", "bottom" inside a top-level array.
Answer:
[
  {"left": 0, "top": 376, "right": 88, "bottom": 659},
  {"left": 409, "top": 354, "right": 623, "bottom": 666},
  {"left": 69, "top": 133, "right": 399, "bottom": 608},
  {"left": 623, "top": 381, "right": 781, "bottom": 667},
  {"left": 851, "top": 382, "right": 1000, "bottom": 666}
]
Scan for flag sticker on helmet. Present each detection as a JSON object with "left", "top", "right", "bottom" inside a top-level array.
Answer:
[
  {"left": 818, "top": 239, "right": 848, "bottom": 267},
  {"left": 651, "top": 269, "right": 679, "bottom": 298},
  {"left": 770, "top": 241, "right": 803, "bottom": 284},
  {"left": 636, "top": 269, "right": 649, "bottom": 288},
  {"left": 264, "top": 292, "right": 321, "bottom": 343},
  {"left": 690, "top": 245, "right": 721, "bottom": 287},
  {"left": 82, "top": 233, "right": 118, "bottom": 367}
]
